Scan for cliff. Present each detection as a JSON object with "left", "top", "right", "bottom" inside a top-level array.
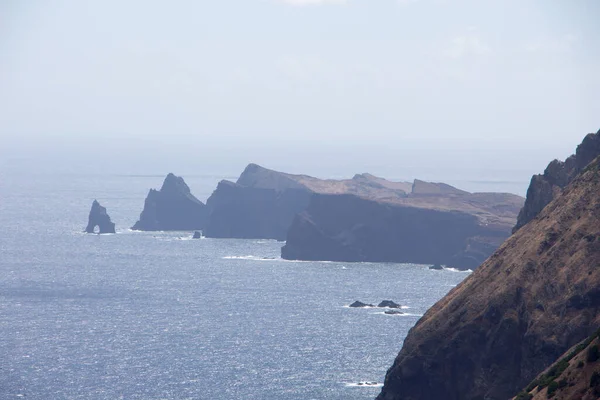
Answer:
[
  {"left": 513, "top": 129, "right": 600, "bottom": 232},
  {"left": 281, "top": 194, "right": 508, "bottom": 270},
  {"left": 376, "top": 155, "right": 600, "bottom": 400},
  {"left": 203, "top": 180, "right": 312, "bottom": 240},
  {"left": 85, "top": 200, "right": 116, "bottom": 234},
  {"left": 204, "top": 163, "right": 523, "bottom": 244},
  {"left": 132, "top": 173, "right": 207, "bottom": 231},
  {"left": 281, "top": 184, "right": 523, "bottom": 269},
  {"left": 203, "top": 163, "right": 414, "bottom": 239}
]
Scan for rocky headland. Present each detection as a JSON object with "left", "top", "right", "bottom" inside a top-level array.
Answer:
[
  {"left": 376, "top": 131, "right": 600, "bottom": 400},
  {"left": 513, "top": 129, "right": 600, "bottom": 232},
  {"left": 85, "top": 200, "right": 116, "bottom": 234},
  {"left": 202, "top": 163, "right": 417, "bottom": 240},
  {"left": 205, "top": 163, "right": 523, "bottom": 266},
  {"left": 132, "top": 173, "right": 207, "bottom": 231}
]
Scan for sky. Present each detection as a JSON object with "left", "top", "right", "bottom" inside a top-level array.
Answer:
[{"left": 1, "top": 0, "right": 599, "bottom": 185}]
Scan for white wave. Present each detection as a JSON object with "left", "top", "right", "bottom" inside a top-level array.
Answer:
[
  {"left": 444, "top": 267, "right": 473, "bottom": 273},
  {"left": 221, "top": 256, "right": 341, "bottom": 264},
  {"left": 253, "top": 240, "right": 278, "bottom": 244},
  {"left": 222, "top": 255, "right": 279, "bottom": 261},
  {"left": 344, "top": 382, "right": 383, "bottom": 388},
  {"left": 342, "top": 305, "right": 376, "bottom": 309},
  {"left": 374, "top": 311, "right": 423, "bottom": 317}
]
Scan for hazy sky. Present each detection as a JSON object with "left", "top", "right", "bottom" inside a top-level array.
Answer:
[{"left": 1, "top": 0, "right": 599, "bottom": 182}]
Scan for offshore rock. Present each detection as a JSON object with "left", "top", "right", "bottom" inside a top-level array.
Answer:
[
  {"left": 132, "top": 173, "right": 207, "bottom": 231},
  {"left": 192, "top": 231, "right": 202, "bottom": 239},
  {"left": 378, "top": 301, "right": 402, "bottom": 309},
  {"left": 513, "top": 129, "right": 600, "bottom": 232},
  {"left": 349, "top": 301, "right": 374, "bottom": 308},
  {"left": 384, "top": 310, "right": 404, "bottom": 315},
  {"left": 85, "top": 200, "right": 116, "bottom": 234}
]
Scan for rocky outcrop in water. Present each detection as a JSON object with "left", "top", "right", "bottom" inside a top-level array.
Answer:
[
  {"left": 85, "top": 200, "right": 116, "bottom": 234},
  {"left": 376, "top": 152, "right": 600, "bottom": 399},
  {"left": 349, "top": 301, "right": 374, "bottom": 308},
  {"left": 384, "top": 310, "right": 404, "bottom": 315},
  {"left": 513, "top": 129, "right": 600, "bottom": 232},
  {"left": 132, "top": 173, "right": 207, "bottom": 231},
  {"left": 378, "top": 301, "right": 401, "bottom": 309}
]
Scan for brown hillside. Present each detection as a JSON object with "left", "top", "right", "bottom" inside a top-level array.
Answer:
[{"left": 377, "top": 157, "right": 600, "bottom": 400}]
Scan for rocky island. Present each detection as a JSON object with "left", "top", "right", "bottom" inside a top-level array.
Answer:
[
  {"left": 85, "top": 200, "right": 116, "bottom": 234},
  {"left": 376, "top": 130, "right": 600, "bottom": 400},
  {"left": 132, "top": 173, "right": 207, "bottom": 231}
]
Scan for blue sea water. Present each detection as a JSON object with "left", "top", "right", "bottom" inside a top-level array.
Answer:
[{"left": 0, "top": 170, "right": 473, "bottom": 399}]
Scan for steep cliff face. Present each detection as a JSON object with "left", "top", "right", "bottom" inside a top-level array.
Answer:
[
  {"left": 132, "top": 173, "right": 207, "bottom": 231},
  {"left": 376, "top": 156, "right": 600, "bottom": 400},
  {"left": 281, "top": 194, "right": 507, "bottom": 269},
  {"left": 281, "top": 187, "right": 522, "bottom": 269},
  {"left": 85, "top": 200, "right": 116, "bottom": 234},
  {"left": 514, "top": 129, "right": 600, "bottom": 232},
  {"left": 203, "top": 180, "right": 312, "bottom": 240}
]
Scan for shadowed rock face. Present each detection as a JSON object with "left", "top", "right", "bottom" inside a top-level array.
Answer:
[
  {"left": 203, "top": 163, "right": 413, "bottom": 240},
  {"left": 281, "top": 194, "right": 508, "bottom": 270},
  {"left": 514, "top": 129, "right": 600, "bottom": 233},
  {"left": 204, "top": 180, "right": 312, "bottom": 240},
  {"left": 376, "top": 155, "right": 600, "bottom": 400},
  {"left": 85, "top": 200, "right": 115, "bottom": 234},
  {"left": 132, "top": 173, "right": 207, "bottom": 231}
]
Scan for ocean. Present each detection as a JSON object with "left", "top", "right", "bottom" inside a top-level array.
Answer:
[{"left": 0, "top": 160, "right": 524, "bottom": 399}]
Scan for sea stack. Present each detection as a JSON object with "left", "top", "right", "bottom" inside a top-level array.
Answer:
[
  {"left": 85, "top": 200, "right": 116, "bottom": 234},
  {"left": 132, "top": 173, "right": 207, "bottom": 231}
]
